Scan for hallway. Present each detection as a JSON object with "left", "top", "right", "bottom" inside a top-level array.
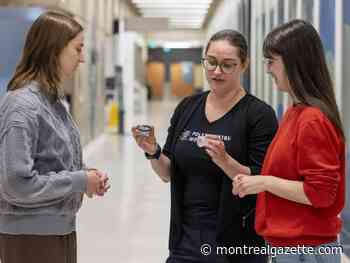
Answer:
[
  {"left": 77, "top": 100, "right": 178, "bottom": 263},
  {"left": 76, "top": 99, "right": 350, "bottom": 263}
]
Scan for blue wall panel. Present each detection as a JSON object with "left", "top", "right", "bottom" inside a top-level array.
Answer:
[
  {"left": 0, "top": 7, "right": 44, "bottom": 96},
  {"left": 344, "top": 0, "right": 350, "bottom": 25},
  {"left": 341, "top": 0, "right": 350, "bottom": 257},
  {"left": 320, "top": 0, "right": 335, "bottom": 52},
  {"left": 319, "top": 0, "right": 335, "bottom": 82}
]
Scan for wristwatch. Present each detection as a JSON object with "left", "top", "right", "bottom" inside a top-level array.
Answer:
[{"left": 145, "top": 144, "right": 162, "bottom": 160}]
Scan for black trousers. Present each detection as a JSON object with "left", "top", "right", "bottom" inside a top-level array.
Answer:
[
  {"left": 0, "top": 232, "right": 77, "bottom": 263},
  {"left": 166, "top": 224, "right": 268, "bottom": 263},
  {"left": 166, "top": 255, "right": 268, "bottom": 263}
]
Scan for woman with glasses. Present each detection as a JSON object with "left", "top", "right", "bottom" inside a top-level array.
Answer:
[
  {"left": 132, "top": 29, "right": 278, "bottom": 263},
  {"left": 233, "top": 20, "right": 345, "bottom": 263}
]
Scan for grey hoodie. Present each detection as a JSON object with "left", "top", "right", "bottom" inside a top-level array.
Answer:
[{"left": 0, "top": 82, "right": 87, "bottom": 235}]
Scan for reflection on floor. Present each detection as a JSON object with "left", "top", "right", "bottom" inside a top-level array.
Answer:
[
  {"left": 77, "top": 99, "right": 350, "bottom": 263},
  {"left": 77, "top": 100, "right": 177, "bottom": 263}
]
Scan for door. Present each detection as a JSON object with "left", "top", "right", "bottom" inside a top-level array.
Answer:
[
  {"left": 147, "top": 62, "right": 165, "bottom": 99},
  {"left": 170, "top": 63, "right": 193, "bottom": 97}
]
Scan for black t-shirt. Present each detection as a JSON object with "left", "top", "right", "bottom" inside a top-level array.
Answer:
[
  {"left": 163, "top": 91, "right": 278, "bottom": 251},
  {"left": 174, "top": 93, "right": 250, "bottom": 228}
]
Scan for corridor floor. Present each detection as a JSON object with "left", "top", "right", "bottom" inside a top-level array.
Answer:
[
  {"left": 77, "top": 100, "right": 176, "bottom": 263},
  {"left": 76, "top": 99, "right": 350, "bottom": 263}
]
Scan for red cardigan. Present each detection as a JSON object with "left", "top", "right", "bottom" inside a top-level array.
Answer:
[{"left": 255, "top": 105, "right": 345, "bottom": 246}]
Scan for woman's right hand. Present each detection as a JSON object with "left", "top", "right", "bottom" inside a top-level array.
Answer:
[
  {"left": 131, "top": 126, "right": 157, "bottom": 154},
  {"left": 86, "top": 170, "right": 109, "bottom": 198}
]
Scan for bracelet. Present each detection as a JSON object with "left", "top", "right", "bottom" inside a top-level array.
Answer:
[{"left": 145, "top": 144, "right": 161, "bottom": 160}]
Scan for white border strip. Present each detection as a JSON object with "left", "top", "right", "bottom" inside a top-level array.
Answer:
[
  {"left": 335, "top": 0, "right": 343, "bottom": 112},
  {"left": 343, "top": 254, "right": 350, "bottom": 263},
  {"left": 282, "top": 0, "right": 290, "bottom": 112},
  {"left": 250, "top": 0, "right": 257, "bottom": 96},
  {"left": 313, "top": 0, "right": 320, "bottom": 31},
  {"left": 272, "top": 0, "right": 279, "bottom": 111}
]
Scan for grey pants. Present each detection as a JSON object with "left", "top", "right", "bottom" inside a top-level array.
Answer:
[
  {"left": 0, "top": 232, "right": 77, "bottom": 263},
  {"left": 270, "top": 242, "right": 342, "bottom": 263}
]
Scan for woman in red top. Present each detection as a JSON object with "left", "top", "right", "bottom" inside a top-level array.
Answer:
[{"left": 233, "top": 19, "right": 345, "bottom": 263}]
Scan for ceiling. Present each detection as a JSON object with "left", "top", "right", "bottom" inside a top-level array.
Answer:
[{"left": 130, "top": 0, "right": 214, "bottom": 29}]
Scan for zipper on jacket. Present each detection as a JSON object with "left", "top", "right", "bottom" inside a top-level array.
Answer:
[{"left": 242, "top": 208, "right": 255, "bottom": 228}]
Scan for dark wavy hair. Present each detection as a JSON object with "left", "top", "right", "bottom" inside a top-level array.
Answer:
[
  {"left": 7, "top": 10, "right": 83, "bottom": 100},
  {"left": 263, "top": 19, "right": 344, "bottom": 138}
]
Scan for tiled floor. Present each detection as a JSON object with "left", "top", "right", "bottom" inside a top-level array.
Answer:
[
  {"left": 77, "top": 99, "right": 350, "bottom": 263},
  {"left": 77, "top": 100, "right": 177, "bottom": 263}
]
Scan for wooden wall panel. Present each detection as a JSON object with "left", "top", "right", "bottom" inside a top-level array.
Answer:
[
  {"left": 170, "top": 63, "right": 193, "bottom": 97},
  {"left": 147, "top": 62, "right": 165, "bottom": 99},
  {"left": 194, "top": 64, "right": 204, "bottom": 90}
]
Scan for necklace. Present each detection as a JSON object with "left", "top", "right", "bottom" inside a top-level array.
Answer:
[
  {"left": 205, "top": 88, "right": 246, "bottom": 123},
  {"left": 208, "top": 87, "right": 245, "bottom": 109}
]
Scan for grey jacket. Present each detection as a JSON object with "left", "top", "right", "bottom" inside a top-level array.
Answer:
[{"left": 0, "top": 82, "right": 87, "bottom": 235}]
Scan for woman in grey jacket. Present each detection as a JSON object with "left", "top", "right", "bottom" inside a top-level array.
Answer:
[{"left": 0, "top": 11, "right": 109, "bottom": 263}]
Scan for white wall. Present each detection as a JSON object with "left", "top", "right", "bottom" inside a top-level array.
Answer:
[
  {"left": 119, "top": 32, "right": 148, "bottom": 134},
  {"left": 64, "top": 0, "right": 113, "bottom": 144},
  {"left": 205, "top": 0, "right": 241, "bottom": 41},
  {"left": 202, "top": 0, "right": 242, "bottom": 90}
]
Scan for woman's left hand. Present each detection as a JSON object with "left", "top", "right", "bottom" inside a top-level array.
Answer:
[
  {"left": 233, "top": 174, "right": 268, "bottom": 198},
  {"left": 204, "top": 135, "right": 230, "bottom": 168}
]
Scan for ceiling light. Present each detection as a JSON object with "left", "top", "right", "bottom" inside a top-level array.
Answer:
[
  {"left": 169, "top": 19, "right": 203, "bottom": 23},
  {"left": 133, "top": 0, "right": 212, "bottom": 3},
  {"left": 162, "top": 41, "right": 202, "bottom": 49},
  {"left": 135, "top": 3, "right": 210, "bottom": 8},
  {"left": 137, "top": 7, "right": 209, "bottom": 11},
  {"left": 141, "top": 10, "right": 208, "bottom": 15},
  {"left": 144, "top": 14, "right": 205, "bottom": 19}
]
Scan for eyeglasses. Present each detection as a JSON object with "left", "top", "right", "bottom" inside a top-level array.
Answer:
[
  {"left": 201, "top": 57, "right": 238, "bottom": 74},
  {"left": 262, "top": 58, "right": 274, "bottom": 65}
]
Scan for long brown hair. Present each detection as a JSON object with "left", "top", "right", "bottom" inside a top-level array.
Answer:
[
  {"left": 7, "top": 10, "right": 83, "bottom": 100},
  {"left": 263, "top": 19, "right": 344, "bottom": 139}
]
